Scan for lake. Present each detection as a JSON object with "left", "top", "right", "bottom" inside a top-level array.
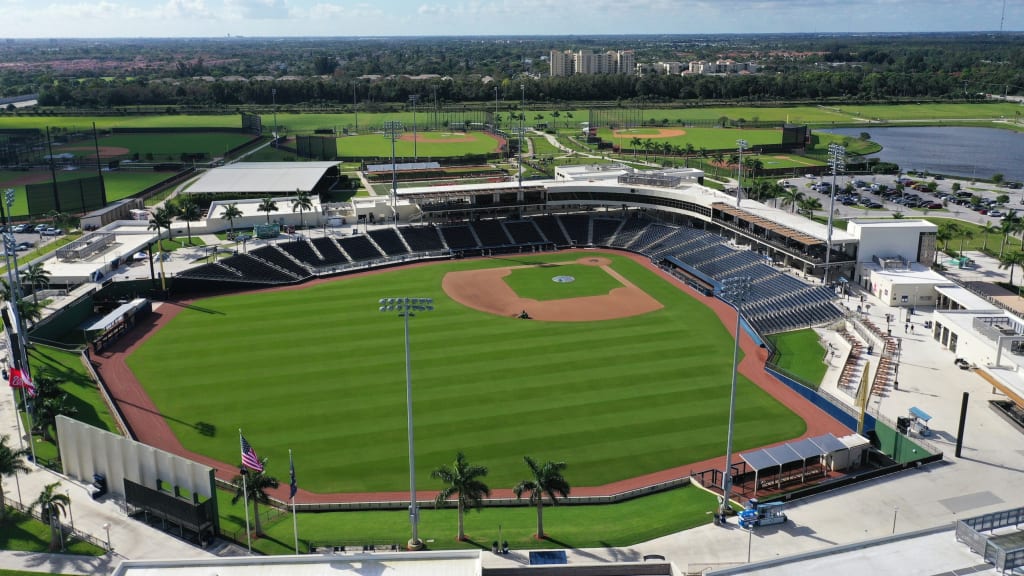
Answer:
[{"left": 823, "top": 126, "right": 1024, "bottom": 182}]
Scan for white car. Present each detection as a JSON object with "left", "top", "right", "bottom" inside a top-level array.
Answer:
[{"left": 805, "top": 173, "right": 817, "bottom": 179}]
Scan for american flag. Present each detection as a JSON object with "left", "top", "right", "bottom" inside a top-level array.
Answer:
[
  {"left": 8, "top": 367, "right": 36, "bottom": 398},
  {"left": 240, "top": 434, "right": 263, "bottom": 472}
]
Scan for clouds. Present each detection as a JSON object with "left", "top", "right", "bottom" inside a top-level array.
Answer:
[{"left": 0, "top": 0, "right": 1018, "bottom": 37}]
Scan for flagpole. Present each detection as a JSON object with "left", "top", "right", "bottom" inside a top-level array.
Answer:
[
  {"left": 290, "top": 449, "right": 298, "bottom": 555},
  {"left": 239, "top": 429, "right": 252, "bottom": 553}
]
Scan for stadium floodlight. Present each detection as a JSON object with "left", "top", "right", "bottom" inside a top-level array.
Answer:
[
  {"left": 377, "top": 297, "right": 434, "bottom": 550},
  {"left": 824, "top": 143, "right": 846, "bottom": 286},
  {"left": 383, "top": 121, "right": 405, "bottom": 226},
  {"left": 409, "top": 95, "right": 420, "bottom": 162},
  {"left": 272, "top": 88, "right": 279, "bottom": 147},
  {"left": 718, "top": 276, "right": 752, "bottom": 519},
  {"left": 0, "top": 188, "right": 35, "bottom": 463},
  {"left": 736, "top": 140, "right": 749, "bottom": 208},
  {"left": 519, "top": 83, "right": 525, "bottom": 190}
]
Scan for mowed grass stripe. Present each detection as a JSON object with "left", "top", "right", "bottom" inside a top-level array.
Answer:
[{"left": 129, "top": 253, "right": 804, "bottom": 492}]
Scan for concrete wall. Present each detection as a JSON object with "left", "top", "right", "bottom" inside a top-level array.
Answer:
[
  {"left": 56, "top": 416, "right": 214, "bottom": 500},
  {"left": 848, "top": 221, "right": 935, "bottom": 264}
]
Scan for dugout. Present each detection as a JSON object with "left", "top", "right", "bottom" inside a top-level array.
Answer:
[
  {"left": 739, "top": 433, "right": 848, "bottom": 497},
  {"left": 84, "top": 297, "right": 151, "bottom": 354}
]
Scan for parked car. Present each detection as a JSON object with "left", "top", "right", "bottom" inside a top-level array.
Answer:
[
  {"left": 15, "top": 241, "right": 33, "bottom": 251},
  {"left": 925, "top": 202, "right": 944, "bottom": 209},
  {"left": 33, "top": 224, "right": 48, "bottom": 233},
  {"left": 987, "top": 210, "right": 1004, "bottom": 218},
  {"left": 11, "top": 224, "right": 28, "bottom": 233},
  {"left": 40, "top": 227, "right": 63, "bottom": 236},
  {"left": 865, "top": 202, "right": 883, "bottom": 209},
  {"left": 1008, "top": 182, "right": 1022, "bottom": 189}
]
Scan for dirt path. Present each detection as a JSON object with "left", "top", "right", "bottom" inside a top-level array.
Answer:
[{"left": 93, "top": 250, "right": 847, "bottom": 504}]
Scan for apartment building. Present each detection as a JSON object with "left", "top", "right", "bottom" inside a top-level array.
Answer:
[
  {"left": 687, "top": 59, "right": 761, "bottom": 75},
  {"left": 549, "top": 49, "right": 635, "bottom": 77}
]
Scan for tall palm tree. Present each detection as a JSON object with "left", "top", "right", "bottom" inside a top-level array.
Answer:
[
  {"left": 20, "top": 263, "right": 50, "bottom": 306},
  {"left": 937, "top": 221, "right": 959, "bottom": 252},
  {"left": 177, "top": 195, "right": 202, "bottom": 246},
  {"left": 564, "top": 111, "right": 573, "bottom": 128},
  {"left": 221, "top": 203, "right": 243, "bottom": 233},
  {"left": 979, "top": 223, "right": 997, "bottom": 252},
  {"left": 513, "top": 456, "right": 570, "bottom": 540},
  {"left": 957, "top": 228, "right": 974, "bottom": 257},
  {"left": 30, "top": 482, "right": 70, "bottom": 551},
  {"left": 627, "top": 137, "right": 640, "bottom": 159},
  {"left": 797, "top": 196, "right": 822, "bottom": 217},
  {"left": 0, "top": 434, "right": 31, "bottom": 521},
  {"left": 258, "top": 197, "right": 279, "bottom": 224},
  {"left": 1000, "top": 251, "right": 1024, "bottom": 287},
  {"left": 17, "top": 299, "right": 43, "bottom": 328},
  {"left": 999, "top": 217, "right": 1020, "bottom": 258},
  {"left": 779, "top": 188, "right": 805, "bottom": 213},
  {"left": 292, "top": 190, "right": 314, "bottom": 229},
  {"left": 231, "top": 458, "right": 279, "bottom": 536},
  {"left": 148, "top": 206, "right": 173, "bottom": 251},
  {"left": 431, "top": 452, "right": 491, "bottom": 541}
]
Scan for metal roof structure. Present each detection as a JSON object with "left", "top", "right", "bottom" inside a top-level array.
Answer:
[
  {"left": 740, "top": 433, "right": 847, "bottom": 472},
  {"left": 185, "top": 162, "right": 339, "bottom": 195},
  {"left": 365, "top": 161, "right": 441, "bottom": 173}
]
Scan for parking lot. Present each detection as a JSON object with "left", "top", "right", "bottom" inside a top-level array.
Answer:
[
  {"left": 2, "top": 224, "right": 67, "bottom": 255},
  {"left": 780, "top": 173, "right": 1024, "bottom": 223}
]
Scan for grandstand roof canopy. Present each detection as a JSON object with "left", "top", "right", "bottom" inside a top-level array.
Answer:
[
  {"left": 366, "top": 161, "right": 441, "bottom": 173},
  {"left": 185, "top": 162, "right": 338, "bottom": 195}
]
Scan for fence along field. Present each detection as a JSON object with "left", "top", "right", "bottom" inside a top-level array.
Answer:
[{"left": 125, "top": 252, "right": 806, "bottom": 494}]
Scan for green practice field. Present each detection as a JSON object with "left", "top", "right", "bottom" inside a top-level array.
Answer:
[
  {"left": 336, "top": 131, "right": 503, "bottom": 157},
  {"left": 601, "top": 126, "right": 783, "bottom": 150},
  {"left": 0, "top": 170, "right": 171, "bottom": 217},
  {"left": 127, "top": 252, "right": 805, "bottom": 494},
  {"left": 95, "top": 132, "right": 254, "bottom": 160},
  {"left": 503, "top": 263, "right": 623, "bottom": 300},
  {"left": 766, "top": 329, "right": 828, "bottom": 389}
]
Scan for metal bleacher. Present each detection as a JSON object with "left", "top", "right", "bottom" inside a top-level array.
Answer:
[
  {"left": 278, "top": 239, "right": 322, "bottom": 267},
  {"left": 471, "top": 219, "right": 513, "bottom": 247},
  {"left": 591, "top": 218, "right": 622, "bottom": 246},
  {"left": 249, "top": 246, "right": 312, "bottom": 279},
  {"left": 338, "top": 235, "right": 384, "bottom": 261},
  {"left": 532, "top": 215, "right": 570, "bottom": 246},
  {"left": 368, "top": 228, "right": 409, "bottom": 256},
  {"left": 503, "top": 220, "right": 545, "bottom": 245},
  {"left": 311, "top": 237, "right": 350, "bottom": 265},
  {"left": 439, "top": 225, "right": 480, "bottom": 250},
  {"left": 557, "top": 214, "right": 590, "bottom": 245},
  {"left": 399, "top": 225, "right": 446, "bottom": 252}
]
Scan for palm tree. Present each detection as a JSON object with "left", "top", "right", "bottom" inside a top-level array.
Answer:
[
  {"left": 978, "top": 223, "right": 997, "bottom": 253},
  {"left": 20, "top": 263, "right": 50, "bottom": 306},
  {"left": 0, "top": 434, "right": 30, "bottom": 521},
  {"left": 148, "top": 206, "right": 173, "bottom": 251},
  {"left": 431, "top": 452, "right": 491, "bottom": 541},
  {"left": 177, "top": 195, "right": 202, "bottom": 246},
  {"left": 797, "top": 196, "right": 822, "bottom": 217},
  {"left": 513, "top": 456, "right": 570, "bottom": 540},
  {"left": 31, "top": 482, "right": 70, "bottom": 551},
  {"left": 292, "top": 190, "right": 314, "bottom": 229},
  {"left": 629, "top": 137, "right": 641, "bottom": 159},
  {"left": 564, "top": 111, "right": 573, "bottom": 128},
  {"left": 258, "top": 196, "right": 279, "bottom": 224},
  {"left": 957, "top": 228, "right": 974, "bottom": 257},
  {"left": 937, "top": 221, "right": 959, "bottom": 252},
  {"left": 221, "top": 203, "right": 243, "bottom": 233},
  {"left": 999, "top": 217, "right": 1020, "bottom": 258},
  {"left": 1000, "top": 251, "right": 1024, "bottom": 287},
  {"left": 231, "top": 458, "right": 279, "bottom": 536},
  {"left": 17, "top": 299, "right": 43, "bottom": 328},
  {"left": 779, "top": 188, "right": 805, "bottom": 213},
  {"left": 32, "top": 374, "right": 77, "bottom": 442}
]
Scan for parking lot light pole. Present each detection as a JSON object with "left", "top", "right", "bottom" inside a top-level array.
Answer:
[
  {"left": 736, "top": 140, "right": 748, "bottom": 208},
  {"left": 409, "top": 95, "right": 420, "bottom": 162},
  {"left": 719, "top": 276, "right": 752, "bottom": 518},
  {"left": 825, "top": 143, "right": 846, "bottom": 286},
  {"left": 378, "top": 297, "right": 434, "bottom": 550}
]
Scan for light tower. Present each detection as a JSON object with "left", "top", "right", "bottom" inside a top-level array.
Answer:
[
  {"left": 378, "top": 297, "right": 435, "bottom": 550},
  {"left": 825, "top": 143, "right": 846, "bottom": 285},
  {"left": 408, "top": 95, "right": 420, "bottom": 163},
  {"left": 736, "top": 139, "right": 748, "bottom": 208},
  {"left": 271, "top": 88, "right": 279, "bottom": 147},
  {"left": 519, "top": 83, "right": 525, "bottom": 191},
  {"left": 383, "top": 121, "right": 404, "bottom": 226},
  {"left": 719, "top": 276, "right": 752, "bottom": 518}
]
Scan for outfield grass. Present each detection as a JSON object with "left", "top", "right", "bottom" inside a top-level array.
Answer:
[
  {"left": 503, "top": 263, "right": 623, "bottom": 300},
  {"left": 601, "top": 126, "right": 783, "bottom": 150},
  {"left": 766, "top": 329, "right": 828, "bottom": 389},
  {"left": 128, "top": 252, "right": 805, "bottom": 494},
  {"left": 834, "top": 102, "right": 1022, "bottom": 121},
  {"left": 218, "top": 483, "right": 719, "bottom": 555},
  {"left": 337, "top": 132, "right": 502, "bottom": 157},
  {"left": 96, "top": 133, "right": 254, "bottom": 160}
]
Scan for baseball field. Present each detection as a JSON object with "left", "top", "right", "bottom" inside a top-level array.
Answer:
[
  {"left": 0, "top": 170, "right": 175, "bottom": 217},
  {"left": 125, "top": 251, "right": 806, "bottom": 495}
]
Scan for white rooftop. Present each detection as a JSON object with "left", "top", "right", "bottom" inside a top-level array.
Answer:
[
  {"left": 186, "top": 162, "right": 338, "bottom": 195},
  {"left": 860, "top": 261, "right": 949, "bottom": 285},
  {"left": 114, "top": 551, "right": 482, "bottom": 576},
  {"left": 848, "top": 218, "right": 937, "bottom": 230},
  {"left": 934, "top": 284, "right": 1002, "bottom": 311}
]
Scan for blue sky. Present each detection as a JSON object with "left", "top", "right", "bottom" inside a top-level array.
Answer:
[{"left": 1, "top": 0, "right": 1019, "bottom": 37}]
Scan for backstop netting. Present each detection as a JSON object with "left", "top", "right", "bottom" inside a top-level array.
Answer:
[
  {"left": 26, "top": 175, "right": 105, "bottom": 215},
  {"left": 588, "top": 107, "right": 645, "bottom": 130}
]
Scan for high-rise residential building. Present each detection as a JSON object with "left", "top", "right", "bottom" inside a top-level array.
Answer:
[
  {"left": 551, "top": 49, "right": 635, "bottom": 77},
  {"left": 549, "top": 50, "right": 574, "bottom": 77}
]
